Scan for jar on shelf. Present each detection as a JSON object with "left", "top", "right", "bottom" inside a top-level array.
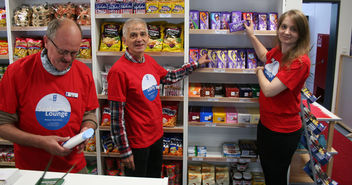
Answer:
[{"left": 242, "top": 171, "right": 252, "bottom": 185}]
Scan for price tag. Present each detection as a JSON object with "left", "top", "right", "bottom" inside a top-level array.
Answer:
[
  {"left": 214, "top": 30, "right": 227, "bottom": 34},
  {"left": 160, "top": 14, "right": 171, "bottom": 18},
  {"left": 213, "top": 68, "right": 225, "bottom": 73},
  {"left": 110, "top": 14, "right": 122, "bottom": 18},
  {"left": 226, "top": 158, "right": 238, "bottom": 162},
  {"left": 192, "top": 157, "right": 203, "bottom": 161}
]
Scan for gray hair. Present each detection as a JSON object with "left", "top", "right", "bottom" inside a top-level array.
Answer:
[
  {"left": 46, "top": 18, "right": 82, "bottom": 40},
  {"left": 122, "top": 18, "right": 148, "bottom": 37}
]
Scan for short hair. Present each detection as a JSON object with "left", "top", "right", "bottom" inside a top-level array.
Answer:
[
  {"left": 122, "top": 18, "right": 148, "bottom": 38},
  {"left": 46, "top": 18, "right": 82, "bottom": 40}
]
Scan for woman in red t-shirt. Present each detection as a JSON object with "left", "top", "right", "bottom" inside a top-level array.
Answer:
[{"left": 244, "top": 9, "right": 311, "bottom": 185}]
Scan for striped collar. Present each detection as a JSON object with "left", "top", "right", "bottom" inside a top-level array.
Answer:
[
  {"left": 124, "top": 48, "right": 145, "bottom": 64},
  {"left": 41, "top": 48, "right": 71, "bottom": 76}
]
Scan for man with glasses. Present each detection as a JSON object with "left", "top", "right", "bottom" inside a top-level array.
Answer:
[{"left": 0, "top": 18, "right": 99, "bottom": 173}]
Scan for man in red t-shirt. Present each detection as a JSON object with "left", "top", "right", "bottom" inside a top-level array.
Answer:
[
  {"left": 0, "top": 18, "right": 99, "bottom": 173},
  {"left": 108, "top": 18, "right": 210, "bottom": 177}
]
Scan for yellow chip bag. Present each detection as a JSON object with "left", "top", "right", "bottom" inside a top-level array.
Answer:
[
  {"left": 159, "top": 2, "right": 172, "bottom": 14},
  {"left": 146, "top": 22, "right": 165, "bottom": 52},
  {"left": 146, "top": 1, "right": 159, "bottom": 14},
  {"left": 162, "top": 23, "right": 183, "bottom": 52},
  {"left": 99, "top": 22, "right": 121, "bottom": 52},
  {"left": 171, "top": 1, "right": 184, "bottom": 14}
]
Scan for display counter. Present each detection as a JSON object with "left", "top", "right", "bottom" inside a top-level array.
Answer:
[{"left": 12, "top": 170, "right": 168, "bottom": 185}]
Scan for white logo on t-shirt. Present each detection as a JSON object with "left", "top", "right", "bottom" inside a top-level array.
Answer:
[
  {"left": 35, "top": 93, "right": 71, "bottom": 130},
  {"left": 264, "top": 58, "right": 279, "bottom": 82},
  {"left": 141, "top": 74, "right": 158, "bottom": 101}
]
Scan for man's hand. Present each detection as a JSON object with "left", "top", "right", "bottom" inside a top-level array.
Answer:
[
  {"left": 121, "top": 155, "right": 135, "bottom": 170},
  {"left": 198, "top": 54, "right": 211, "bottom": 66},
  {"left": 41, "top": 135, "right": 71, "bottom": 156}
]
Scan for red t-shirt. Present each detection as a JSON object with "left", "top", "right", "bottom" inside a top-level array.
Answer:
[
  {"left": 108, "top": 54, "right": 168, "bottom": 148},
  {"left": 0, "top": 52, "right": 99, "bottom": 172},
  {"left": 260, "top": 47, "right": 310, "bottom": 133}
]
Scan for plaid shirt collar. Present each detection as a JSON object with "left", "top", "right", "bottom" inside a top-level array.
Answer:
[{"left": 124, "top": 48, "right": 145, "bottom": 64}]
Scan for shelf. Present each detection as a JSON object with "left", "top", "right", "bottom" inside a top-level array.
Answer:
[
  {"left": 96, "top": 51, "right": 184, "bottom": 57},
  {"left": 98, "top": 94, "right": 184, "bottom": 101},
  {"left": 84, "top": 151, "right": 97, "bottom": 157},
  {"left": 189, "top": 97, "right": 259, "bottom": 103},
  {"left": 77, "top": 58, "right": 92, "bottom": 64},
  {"left": 189, "top": 122, "right": 257, "bottom": 128},
  {"left": 101, "top": 152, "right": 121, "bottom": 157},
  {"left": 0, "top": 55, "right": 9, "bottom": 60},
  {"left": 194, "top": 68, "right": 255, "bottom": 74},
  {"left": 188, "top": 156, "right": 257, "bottom": 163},
  {"left": 163, "top": 155, "right": 183, "bottom": 160},
  {"left": 189, "top": 29, "right": 276, "bottom": 36},
  {"left": 0, "top": 162, "right": 15, "bottom": 167},
  {"left": 100, "top": 126, "right": 184, "bottom": 133},
  {"left": 96, "top": 14, "right": 184, "bottom": 19},
  {"left": 11, "top": 25, "right": 91, "bottom": 32},
  {"left": 163, "top": 126, "right": 183, "bottom": 133},
  {"left": 0, "top": 138, "right": 13, "bottom": 145}
]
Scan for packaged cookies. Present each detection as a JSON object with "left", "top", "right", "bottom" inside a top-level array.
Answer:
[
  {"left": 31, "top": 3, "right": 53, "bottom": 27},
  {"left": 76, "top": 4, "right": 91, "bottom": 25},
  {"left": 53, "top": 2, "right": 76, "bottom": 20},
  {"left": 14, "top": 5, "right": 32, "bottom": 27}
]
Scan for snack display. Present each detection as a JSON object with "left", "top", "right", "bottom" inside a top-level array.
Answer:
[
  {"left": 14, "top": 38, "right": 28, "bottom": 59},
  {"left": 26, "top": 38, "right": 43, "bottom": 55},
  {"left": 0, "top": 40, "right": 8, "bottom": 55}
]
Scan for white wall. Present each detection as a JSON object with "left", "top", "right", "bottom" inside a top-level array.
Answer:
[
  {"left": 302, "top": 3, "right": 332, "bottom": 92},
  {"left": 332, "top": 0, "right": 352, "bottom": 112}
]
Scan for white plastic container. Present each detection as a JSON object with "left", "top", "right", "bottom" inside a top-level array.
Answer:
[{"left": 62, "top": 128, "right": 94, "bottom": 149}]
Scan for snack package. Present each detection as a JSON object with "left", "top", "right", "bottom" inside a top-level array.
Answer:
[
  {"left": 227, "top": 49, "right": 237, "bottom": 68},
  {"left": 216, "top": 49, "right": 227, "bottom": 68},
  {"left": 162, "top": 101, "right": 178, "bottom": 127},
  {"left": 26, "top": 38, "right": 43, "bottom": 55},
  {"left": 220, "top": 12, "right": 231, "bottom": 29},
  {"left": 246, "top": 48, "right": 257, "bottom": 69},
  {"left": 210, "top": 12, "right": 221, "bottom": 30},
  {"left": 258, "top": 13, "right": 268, "bottom": 30},
  {"left": 162, "top": 23, "right": 183, "bottom": 52},
  {"left": 76, "top": 4, "right": 91, "bottom": 25},
  {"left": 146, "top": 22, "right": 164, "bottom": 52},
  {"left": 207, "top": 49, "right": 217, "bottom": 68},
  {"left": 14, "top": 38, "right": 28, "bottom": 59},
  {"left": 158, "top": 1, "right": 172, "bottom": 14},
  {"left": 189, "top": 83, "right": 201, "bottom": 97},
  {"left": 199, "top": 11, "right": 209, "bottom": 29},
  {"left": 53, "top": 2, "right": 76, "bottom": 20},
  {"left": 31, "top": 3, "right": 53, "bottom": 27},
  {"left": 189, "top": 48, "right": 199, "bottom": 63},
  {"left": 85, "top": 135, "right": 96, "bottom": 152},
  {"left": 231, "top": 11, "right": 242, "bottom": 23},
  {"left": 0, "top": 40, "right": 8, "bottom": 55},
  {"left": 100, "top": 106, "right": 111, "bottom": 126},
  {"left": 268, "top": 12, "right": 278, "bottom": 30},
  {"left": 77, "top": 38, "right": 92, "bottom": 59},
  {"left": 146, "top": 1, "right": 159, "bottom": 14},
  {"left": 171, "top": 1, "right": 184, "bottom": 14},
  {"left": 0, "top": 8, "right": 6, "bottom": 27},
  {"left": 189, "top": 10, "right": 199, "bottom": 29},
  {"left": 14, "top": 5, "right": 32, "bottom": 27},
  {"left": 133, "top": 3, "right": 146, "bottom": 14},
  {"left": 99, "top": 22, "right": 121, "bottom": 51}
]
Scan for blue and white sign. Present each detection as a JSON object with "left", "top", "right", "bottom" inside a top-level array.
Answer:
[
  {"left": 35, "top": 93, "right": 71, "bottom": 130},
  {"left": 264, "top": 59, "right": 279, "bottom": 82},
  {"left": 142, "top": 74, "right": 158, "bottom": 101}
]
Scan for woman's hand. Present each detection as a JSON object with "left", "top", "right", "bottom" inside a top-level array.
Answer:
[
  {"left": 255, "top": 66, "right": 264, "bottom": 76},
  {"left": 243, "top": 19, "right": 255, "bottom": 38}
]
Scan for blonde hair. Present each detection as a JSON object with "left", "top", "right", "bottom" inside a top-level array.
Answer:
[{"left": 276, "top": 9, "right": 310, "bottom": 65}]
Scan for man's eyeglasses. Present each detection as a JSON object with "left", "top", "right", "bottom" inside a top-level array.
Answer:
[{"left": 48, "top": 37, "right": 79, "bottom": 57}]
